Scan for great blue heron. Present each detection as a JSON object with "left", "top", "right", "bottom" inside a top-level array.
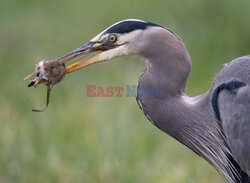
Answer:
[{"left": 28, "top": 19, "right": 250, "bottom": 183}]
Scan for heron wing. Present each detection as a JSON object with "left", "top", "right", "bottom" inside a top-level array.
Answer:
[{"left": 213, "top": 56, "right": 250, "bottom": 176}]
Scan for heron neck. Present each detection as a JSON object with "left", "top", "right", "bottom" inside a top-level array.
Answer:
[
  {"left": 136, "top": 29, "right": 240, "bottom": 182},
  {"left": 141, "top": 35, "right": 192, "bottom": 96},
  {"left": 137, "top": 66, "right": 235, "bottom": 180},
  {"left": 137, "top": 53, "right": 237, "bottom": 182},
  {"left": 136, "top": 28, "right": 228, "bottom": 170},
  {"left": 137, "top": 66, "right": 214, "bottom": 139}
]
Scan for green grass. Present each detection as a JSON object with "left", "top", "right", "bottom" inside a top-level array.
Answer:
[{"left": 0, "top": 0, "right": 250, "bottom": 182}]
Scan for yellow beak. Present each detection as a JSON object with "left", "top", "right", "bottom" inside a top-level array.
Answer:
[{"left": 65, "top": 53, "right": 101, "bottom": 73}]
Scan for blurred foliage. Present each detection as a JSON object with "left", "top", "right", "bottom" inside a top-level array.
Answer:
[{"left": 0, "top": 0, "right": 250, "bottom": 182}]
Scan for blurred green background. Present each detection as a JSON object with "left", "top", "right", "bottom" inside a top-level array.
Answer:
[{"left": 0, "top": 0, "right": 250, "bottom": 182}]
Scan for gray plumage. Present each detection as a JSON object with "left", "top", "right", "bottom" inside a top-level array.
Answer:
[{"left": 214, "top": 57, "right": 250, "bottom": 177}]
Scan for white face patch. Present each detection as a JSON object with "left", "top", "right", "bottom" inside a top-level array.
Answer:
[
  {"left": 115, "top": 29, "right": 142, "bottom": 45},
  {"left": 97, "top": 45, "right": 131, "bottom": 62}
]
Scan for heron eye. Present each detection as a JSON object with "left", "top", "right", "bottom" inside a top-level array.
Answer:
[{"left": 108, "top": 34, "right": 117, "bottom": 43}]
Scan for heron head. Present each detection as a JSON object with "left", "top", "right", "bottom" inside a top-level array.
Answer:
[{"left": 57, "top": 19, "right": 167, "bottom": 73}]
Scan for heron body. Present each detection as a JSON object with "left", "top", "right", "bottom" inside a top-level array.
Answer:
[
  {"left": 34, "top": 19, "right": 250, "bottom": 182},
  {"left": 134, "top": 26, "right": 250, "bottom": 182}
]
